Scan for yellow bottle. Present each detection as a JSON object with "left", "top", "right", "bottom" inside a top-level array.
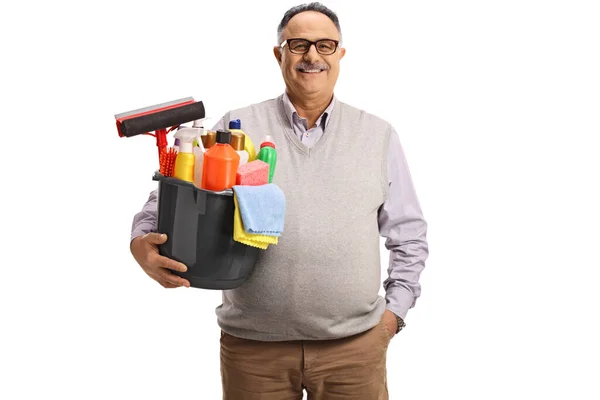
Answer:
[
  {"left": 228, "top": 119, "right": 257, "bottom": 161},
  {"left": 173, "top": 128, "right": 197, "bottom": 182}
]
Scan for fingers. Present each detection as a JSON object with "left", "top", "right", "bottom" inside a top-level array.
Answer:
[
  {"left": 137, "top": 233, "right": 191, "bottom": 288},
  {"left": 144, "top": 232, "right": 168, "bottom": 245},
  {"left": 144, "top": 248, "right": 187, "bottom": 273},
  {"left": 160, "top": 270, "right": 190, "bottom": 288},
  {"left": 142, "top": 237, "right": 187, "bottom": 273},
  {"left": 145, "top": 268, "right": 190, "bottom": 288},
  {"left": 158, "top": 256, "right": 188, "bottom": 274},
  {"left": 149, "top": 256, "right": 189, "bottom": 288}
]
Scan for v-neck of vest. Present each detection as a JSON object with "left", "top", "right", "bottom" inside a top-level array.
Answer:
[{"left": 276, "top": 95, "right": 340, "bottom": 157}]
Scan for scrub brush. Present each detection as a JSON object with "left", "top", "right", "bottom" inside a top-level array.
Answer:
[{"left": 159, "top": 147, "right": 178, "bottom": 177}]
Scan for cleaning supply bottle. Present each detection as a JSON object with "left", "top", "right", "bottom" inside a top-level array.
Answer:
[
  {"left": 231, "top": 132, "right": 249, "bottom": 168},
  {"left": 172, "top": 128, "right": 197, "bottom": 182},
  {"left": 191, "top": 117, "right": 210, "bottom": 147},
  {"left": 173, "top": 124, "right": 191, "bottom": 150},
  {"left": 201, "top": 129, "right": 240, "bottom": 192},
  {"left": 256, "top": 135, "right": 277, "bottom": 183},
  {"left": 193, "top": 133, "right": 207, "bottom": 188},
  {"left": 228, "top": 119, "right": 257, "bottom": 161},
  {"left": 201, "top": 130, "right": 217, "bottom": 149}
]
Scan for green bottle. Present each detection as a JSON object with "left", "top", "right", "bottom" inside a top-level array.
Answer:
[{"left": 257, "top": 136, "right": 277, "bottom": 183}]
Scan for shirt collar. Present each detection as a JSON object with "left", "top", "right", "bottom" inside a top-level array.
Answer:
[{"left": 282, "top": 90, "right": 336, "bottom": 130}]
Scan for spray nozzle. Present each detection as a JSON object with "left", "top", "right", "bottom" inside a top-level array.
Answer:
[
  {"left": 192, "top": 117, "right": 211, "bottom": 129},
  {"left": 173, "top": 128, "right": 199, "bottom": 153}
]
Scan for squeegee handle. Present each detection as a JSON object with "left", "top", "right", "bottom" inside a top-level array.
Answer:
[{"left": 156, "top": 128, "right": 168, "bottom": 158}]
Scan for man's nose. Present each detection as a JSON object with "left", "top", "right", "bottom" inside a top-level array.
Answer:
[{"left": 302, "top": 44, "right": 322, "bottom": 62}]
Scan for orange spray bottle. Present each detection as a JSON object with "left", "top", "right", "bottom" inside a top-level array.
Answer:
[{"left": 201, "top": 129, "right": 240, "bottom": 191}]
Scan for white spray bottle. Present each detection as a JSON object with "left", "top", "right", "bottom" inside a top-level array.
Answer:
[
  {"left": 173, "top": 124, "right": 191, "bottom": 152},
  {"left": 191, "top": 117, "right": 210, "bottom": 147}
]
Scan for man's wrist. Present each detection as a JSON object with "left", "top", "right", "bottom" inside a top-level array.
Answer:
[{"left": 393, "top": 313, "right": 406, "bottom": 333}]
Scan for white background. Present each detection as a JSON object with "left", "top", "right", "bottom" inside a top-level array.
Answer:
[{"left": 1, "top": 0, "right": 599, "bottom": 399}]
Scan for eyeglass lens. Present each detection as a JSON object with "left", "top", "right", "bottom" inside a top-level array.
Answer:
[{"left": 288, "top": 39, "right": 337, "bottom": 55}]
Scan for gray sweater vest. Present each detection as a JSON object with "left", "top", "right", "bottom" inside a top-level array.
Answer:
[{"left": 216, "top": 94, "right": 392, "bottom": 341}]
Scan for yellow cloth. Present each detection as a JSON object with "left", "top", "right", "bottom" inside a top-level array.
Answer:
[{"left": 233, "top": 194, "right": 278, "bottom": 250}]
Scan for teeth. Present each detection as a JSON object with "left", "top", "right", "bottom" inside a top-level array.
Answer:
[{"left": 301, "top": 69, "right": 321, "bottom": 73}]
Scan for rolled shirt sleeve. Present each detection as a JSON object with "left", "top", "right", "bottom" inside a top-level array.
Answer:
[
  {"left": 130, "top": 189, "right": 158, "bottom": 243},
  {"left": 379, "top": 128, "right": 429, "bottom": 320}
]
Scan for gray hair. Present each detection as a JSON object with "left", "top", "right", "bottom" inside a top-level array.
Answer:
[{"left": 277, "top": 2, "right": 342, "bottom": 45}]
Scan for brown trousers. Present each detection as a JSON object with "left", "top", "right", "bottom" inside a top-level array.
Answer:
[{"left": 220, "top": 321, "right": 391, "bottom": 399}]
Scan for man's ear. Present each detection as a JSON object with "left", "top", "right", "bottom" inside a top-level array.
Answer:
[
  {"left": 273, "top": 47, "right": 283, "bottom": 65},
  {"left": 339, "top": 47, "right": 346, "bottom": 60}
]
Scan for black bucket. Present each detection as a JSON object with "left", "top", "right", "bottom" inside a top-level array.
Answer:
[{"left": 152, "top": 171, "right": 261, "bottom": 289}]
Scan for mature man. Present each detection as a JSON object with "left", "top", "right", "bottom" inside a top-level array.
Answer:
[{"left": 130, "top": 2, "right": 428, "bottom": 399}]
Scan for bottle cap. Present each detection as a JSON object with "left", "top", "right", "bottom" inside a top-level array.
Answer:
[
  {"left": 230, "top": 132, "right": 245, "bottom": 151},
  {"left": 260, "top": 141, "right": 275, "bottom": 149},
  {"left": 216, "top": 129, "right": 232, "bottom": 144},
  {"left": 202, "top": 131, "right": 217, "bottom": 148},
  {"left": 229, "top": 119, "right": 241, "bottom": 130}
]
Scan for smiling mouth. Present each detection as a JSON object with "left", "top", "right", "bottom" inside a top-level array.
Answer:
[{"left": 298, "top": 68, "right": 326, "bottom": 74}]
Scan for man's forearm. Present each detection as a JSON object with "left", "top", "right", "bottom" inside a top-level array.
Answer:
[
  {"left": 379, "top": 127, "right": 429, "bottom": 320},
  {"left": 131, "top": 189, "right": 158, "bottom": 242}
]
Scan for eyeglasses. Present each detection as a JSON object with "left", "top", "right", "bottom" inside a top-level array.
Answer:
[{"left": 280, "top": 38, "right": 340, "bottom": 55}]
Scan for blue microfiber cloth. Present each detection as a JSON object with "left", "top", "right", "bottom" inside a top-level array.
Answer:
[{"left": 232, "top": 184, "right": 285, "bottom": 236}]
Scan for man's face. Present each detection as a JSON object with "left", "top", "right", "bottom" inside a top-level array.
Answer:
[{"left": 274, "top": 11, "right": 346, "bottom": 99}]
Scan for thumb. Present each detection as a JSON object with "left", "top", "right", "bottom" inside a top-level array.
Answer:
[{"left": 145, "top": 232, "right": 168, "bottom": 245}]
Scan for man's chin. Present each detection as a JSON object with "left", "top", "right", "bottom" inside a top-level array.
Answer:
[
  {"left": 285, "top": 79, "right": 331, "bottom": 99},
  {"left": 296, "top": 85, "right": 327, "bottom": 96}
]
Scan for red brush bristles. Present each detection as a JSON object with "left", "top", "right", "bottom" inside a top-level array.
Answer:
[
  {"left": 159, "top": 147, "right": 178, "bottom": 177},
  {"left": 167, "top": 148, "right": 175, "bottom": 176},
  {"left": 159, "top": 148, "right": 167, "bottom": 175},
  {"left": 159, "top": 149, "right": 165, "bottom": 175}
]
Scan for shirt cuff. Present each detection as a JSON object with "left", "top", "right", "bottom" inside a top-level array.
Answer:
[
  {"left": 385, "top": 286, "right": 415, "bottom": 320},
  {"left": 130, "top": 223, "right": 156, "bottom": 243}
]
